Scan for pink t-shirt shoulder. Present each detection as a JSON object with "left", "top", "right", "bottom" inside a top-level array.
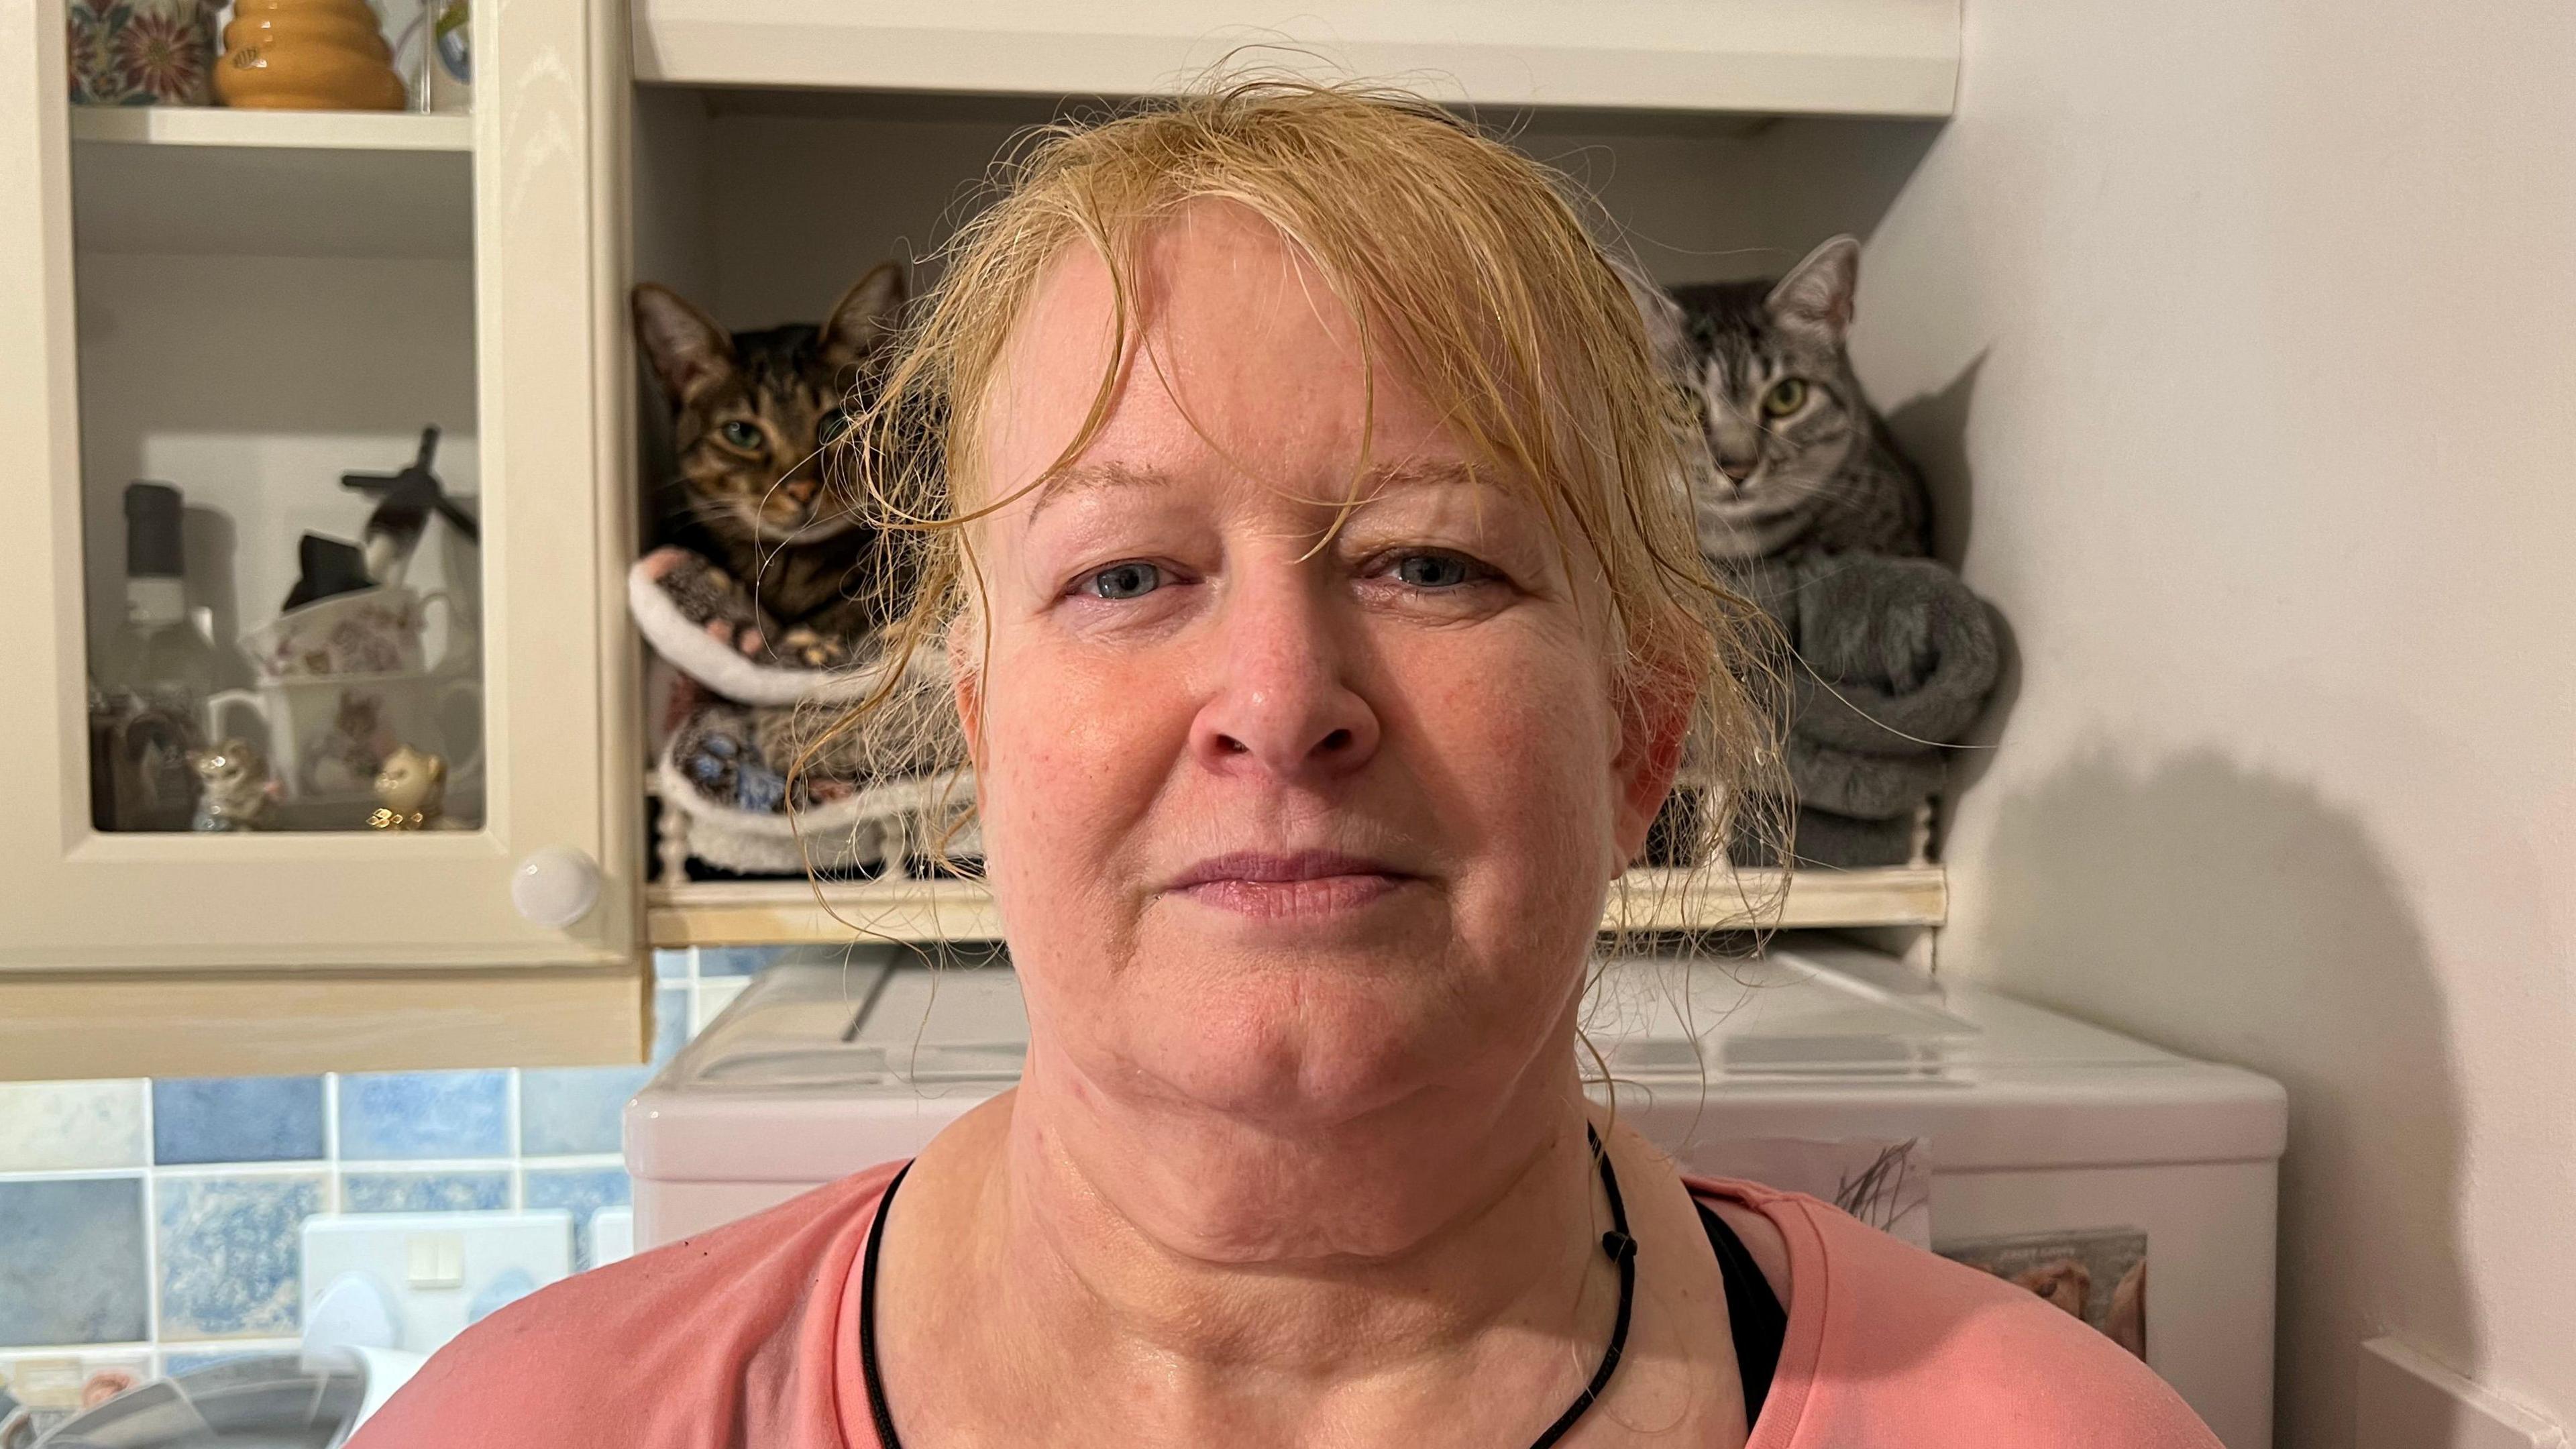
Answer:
[{"left": 352, "top": 1165, "right": 2219, "bottom": 1448}]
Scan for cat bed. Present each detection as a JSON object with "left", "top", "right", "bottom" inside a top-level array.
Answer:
[
  {"left": 1726, "top": 552, "right": 2002, "bottom": 869},
  {"left": 629, "top": 546, "right": 904, "bottom": 708},
  {"left": 657, "top": 701, "right": 979, "bottom": 877}
]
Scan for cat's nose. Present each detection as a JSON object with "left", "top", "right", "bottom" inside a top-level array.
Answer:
[
  {"left": 1715, "top": 451, "right": 1760, "bottom": 482},
  {"left": 779, "top": 475, "right": 820, "bottom": 504}
]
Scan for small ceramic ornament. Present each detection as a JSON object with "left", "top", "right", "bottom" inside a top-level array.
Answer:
[
  {"left": 368, "top": 745, "right": 451, "bottom": 830},
  {"left": 188, "top": 738, "right": 280, "bottom": 833},
  {"left": 214, "top": 0, "right": 407, "bottom": 111}
]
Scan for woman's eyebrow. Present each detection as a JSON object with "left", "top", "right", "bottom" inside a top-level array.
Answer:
[
  {"left": 1022, "top": 457, "right": 1491, "bottom": 522},
  {"left": 1024, "top": 461, "right": 1169, "bottom": 523}
]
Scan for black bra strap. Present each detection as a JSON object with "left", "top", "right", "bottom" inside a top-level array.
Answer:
[{"left": 1695, "top": 1197, "right": 1786, "bottom": 1427}]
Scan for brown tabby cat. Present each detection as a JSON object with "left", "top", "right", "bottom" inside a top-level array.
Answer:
[{"left": 631, "top": 266, "right": 911, "bottom": 661}]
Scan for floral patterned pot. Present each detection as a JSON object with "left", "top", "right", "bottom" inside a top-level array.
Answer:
[{"left": 69, "top": 0, "right": 215, "bottom": 107}]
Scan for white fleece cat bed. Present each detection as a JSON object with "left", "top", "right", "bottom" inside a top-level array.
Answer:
[
  {"left": 658, "top": 748, "right": 980, "bottom": 877},
  {"left": 629, "top": 549, "right": 909, "bottom": 708}
]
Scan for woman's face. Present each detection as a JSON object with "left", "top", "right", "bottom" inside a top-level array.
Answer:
[{"left": 965, "top": 204, "right": 1671, "bottom": 1130}]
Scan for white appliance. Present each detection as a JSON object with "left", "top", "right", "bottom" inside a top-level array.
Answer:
[{"left": 627, "top": 938, "right": 2286, "bottom": 1447}]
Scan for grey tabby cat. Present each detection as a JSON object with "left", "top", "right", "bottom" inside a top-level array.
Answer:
[{"left": 1639, "top": 236, "right": 1929, "bottom": 560}]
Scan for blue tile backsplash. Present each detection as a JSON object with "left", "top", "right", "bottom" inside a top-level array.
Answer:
[
  {"left": 152, "top": 1077, "right": 326, "bottom": 1165},
  {"left": 0, "top": 1080, "right": 147, "bottom": 1171},
  {"left": 525, "top": 1167, "right": 634, "bottom": 1272},
  {"left": 156, "top": 1176, "right": 327, "bottom": 1340},
  {"left": 342, "top": 1171, "right": 512, "bottom": 1214},
  {"left": 338, "top": 1069, "right": 510, "bottom": 1161},
  {"left": 0, "top": 949, "right": 780, "bottom": 1372},
  {"left": 0, "top": 1179, "right": 150, "bottom": 1346}
]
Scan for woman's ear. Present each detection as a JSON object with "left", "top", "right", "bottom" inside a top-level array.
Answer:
[{"left": 1609, "top": 656, "right": 1697, "bottom": 870}]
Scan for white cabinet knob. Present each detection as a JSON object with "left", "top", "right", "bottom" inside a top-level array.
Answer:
[{"left": 512, "top": 847, "right": 602, "bottom": 928}]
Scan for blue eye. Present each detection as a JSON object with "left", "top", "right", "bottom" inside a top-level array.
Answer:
[
  {"left": 1393, "top": 553, "right": 1477, "bottom": 588},
  {"left": 719, "top": 419, "right": 762, "bottom": 450},
  {"left": 1085, "top": 562, "right": 1161, "bottom": 600}
]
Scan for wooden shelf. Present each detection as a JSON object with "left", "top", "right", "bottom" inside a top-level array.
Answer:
[
  {"left": 647, "top": 865, "right": 1947, "bottom": 948},
  {"left": 70, "top": 107, "right": 473, "bottom": 260},
  {"left": 70, "top": 106, "right": 471, "bottom": 152},
  {"left": 631, "top": 0, "right": 1958, "bottom": 119}
]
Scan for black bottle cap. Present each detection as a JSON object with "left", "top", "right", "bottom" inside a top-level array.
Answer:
[{"left": 124, "top": 481, "right": 184, "bottom": 580}]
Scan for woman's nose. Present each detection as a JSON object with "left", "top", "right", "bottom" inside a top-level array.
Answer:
[{"left": 1191, "top": 576, "right": 1382, "bottom": 781}]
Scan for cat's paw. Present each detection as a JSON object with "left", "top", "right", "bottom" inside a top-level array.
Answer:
[{"left": 775, "top": 627, "right": 852, "bottom": 670}]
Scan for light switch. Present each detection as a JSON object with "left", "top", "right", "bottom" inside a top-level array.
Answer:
[{"left": 405, "top": 1233, "right": 465, "bottom": 1289}]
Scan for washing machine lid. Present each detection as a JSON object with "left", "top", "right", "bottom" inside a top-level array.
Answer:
[
  {"left": 1592, "top": 940, "right": 2193, "bottom": 1081},
  {"left": 653, "top": 943, "right": 1028, "bottom": 1097}
]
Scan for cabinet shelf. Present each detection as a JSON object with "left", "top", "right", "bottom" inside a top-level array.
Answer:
[
  {"left": 70, "top": 105, "right": 471, "bottom": 151},
  {"left": 632, "top": 0, "right": 1959, "bottom": 119},
  {"left": 646, "top": 865, "right": 1947, "bottom": 948},
  {"left": 71, "top": 107, "right": 472, "bottom": 260}
]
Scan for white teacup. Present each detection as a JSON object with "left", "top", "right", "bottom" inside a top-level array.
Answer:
[
  {"left": 205, "top": 672, "right": 484, "bottom": 803},
  {"left": 237, "top": 586, "right": 461, "bottom": 682}
]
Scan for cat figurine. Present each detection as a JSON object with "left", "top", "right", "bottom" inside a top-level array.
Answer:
[
  {"left": 631, "top": 266, "right": 914, "bottom": 667},
  {"left": 1641, "top": 235, "right": 1931, "bottom": 561},
  {"left": 188, "top": 739, "right": 278, "bottom": 833}
]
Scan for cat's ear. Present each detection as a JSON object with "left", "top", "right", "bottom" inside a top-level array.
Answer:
[
  {"left": 1610, "top": 251, "right": 1694, "bottom": 378},
  {"left": 1767, "top": 235, "right": 1862, "bottom": 341},
  {"left": 822, "top": 263, "right": 906, "bottom": 373},
  {"left": 631, "top": 284, "right": 735, "bottom": 405}
]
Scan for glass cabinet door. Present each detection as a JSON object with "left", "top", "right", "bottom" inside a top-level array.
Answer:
[{"left": 0, "top": 0, "right": 640, "bottom": 1063}]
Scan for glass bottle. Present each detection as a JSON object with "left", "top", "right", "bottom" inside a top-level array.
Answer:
[{"left": 95, "top": 481, "right": 222, "bottom": 830}]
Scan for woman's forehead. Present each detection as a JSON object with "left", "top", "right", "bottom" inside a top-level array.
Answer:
[{"left": 978, "top": 207, "right": 1465, "bottom": 494}]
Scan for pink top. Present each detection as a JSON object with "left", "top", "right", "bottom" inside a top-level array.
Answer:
[{"left": 352, "top": 1161, "right": 2220, "bottom": 1447}]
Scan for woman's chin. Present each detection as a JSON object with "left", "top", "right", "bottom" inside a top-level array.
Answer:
[{"left": 1097, "top": 971, "right": 1499, "bottom": 1125}]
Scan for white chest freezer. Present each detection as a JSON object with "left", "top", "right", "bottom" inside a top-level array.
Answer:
[{"left": 627, "top": 939, "right": 2284, "bottom": 1448}]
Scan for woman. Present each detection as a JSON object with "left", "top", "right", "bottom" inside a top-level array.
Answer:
[{"left": 359, "top": 84, "right": 2218, "bottom": 1448}]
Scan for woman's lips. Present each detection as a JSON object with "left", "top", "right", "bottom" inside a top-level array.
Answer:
[{"left": 1165, "top": 851, "right": 1417, "bottom": 918}]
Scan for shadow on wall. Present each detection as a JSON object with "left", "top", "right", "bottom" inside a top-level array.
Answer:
[{"left": 1972, "top": 747, "right": 2473, "bottom": 1449}]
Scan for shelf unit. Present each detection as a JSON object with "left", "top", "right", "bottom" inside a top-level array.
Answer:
[
  {"left": 646, "top": 867, "right": 1948, "bottom": 948},
  {"left": 631, "top": 0, "right": 1960, "bottom": 117},
  {"left": 69, "top": 105, "right": 473, "bottom": 259}
]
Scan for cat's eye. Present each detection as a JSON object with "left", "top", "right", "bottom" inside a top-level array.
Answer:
[
  {"left": 816, "top": 409, "right": 851, "bottom": 445},
  {"left": 1083, "top": 561, "right": 1161, "bottom": 600},
  {"left": 718, "top": 419, "right": 763, "bottom": 450},
  {"left": 1761, "top": 379, "right": 1809, "bottom": 417}
]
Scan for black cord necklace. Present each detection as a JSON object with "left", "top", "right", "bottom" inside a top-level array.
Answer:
[
  {"left": 859, "top": 1122, "right": 1638, "bottom": 1448},
  {"left": 1529, "top": 1123, "right": 1641, "bottom": 1448}
]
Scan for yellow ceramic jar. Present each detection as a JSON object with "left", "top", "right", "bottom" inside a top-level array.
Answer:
[{"left": 214, "top": 0, "right": 407, "bottom": 111}]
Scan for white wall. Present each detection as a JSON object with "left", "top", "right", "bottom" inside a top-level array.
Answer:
[{"left": 1853, "top": 0, "right": 2576, "bottom": 1442}]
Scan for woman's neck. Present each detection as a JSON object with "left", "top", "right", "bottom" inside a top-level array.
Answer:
[
  {"left": 1001, "top": 1040, "right": 1611, "bottom": 1367},
  {"left": 877, "top": 1046, "right": 1657, "bottom": 1448}
]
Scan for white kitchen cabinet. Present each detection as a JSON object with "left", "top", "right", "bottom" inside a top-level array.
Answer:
[{"left": 0, "top": 0, "right": 645, "bottom": 1078}]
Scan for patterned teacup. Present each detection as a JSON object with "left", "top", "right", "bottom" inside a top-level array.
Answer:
[{"left": 236, "top": 586, "right": 458, "bottom": 681}]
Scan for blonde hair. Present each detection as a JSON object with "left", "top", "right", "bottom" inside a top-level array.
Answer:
[{"left": 804, "top": 78, "right": 1788, "bottom": 928}]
